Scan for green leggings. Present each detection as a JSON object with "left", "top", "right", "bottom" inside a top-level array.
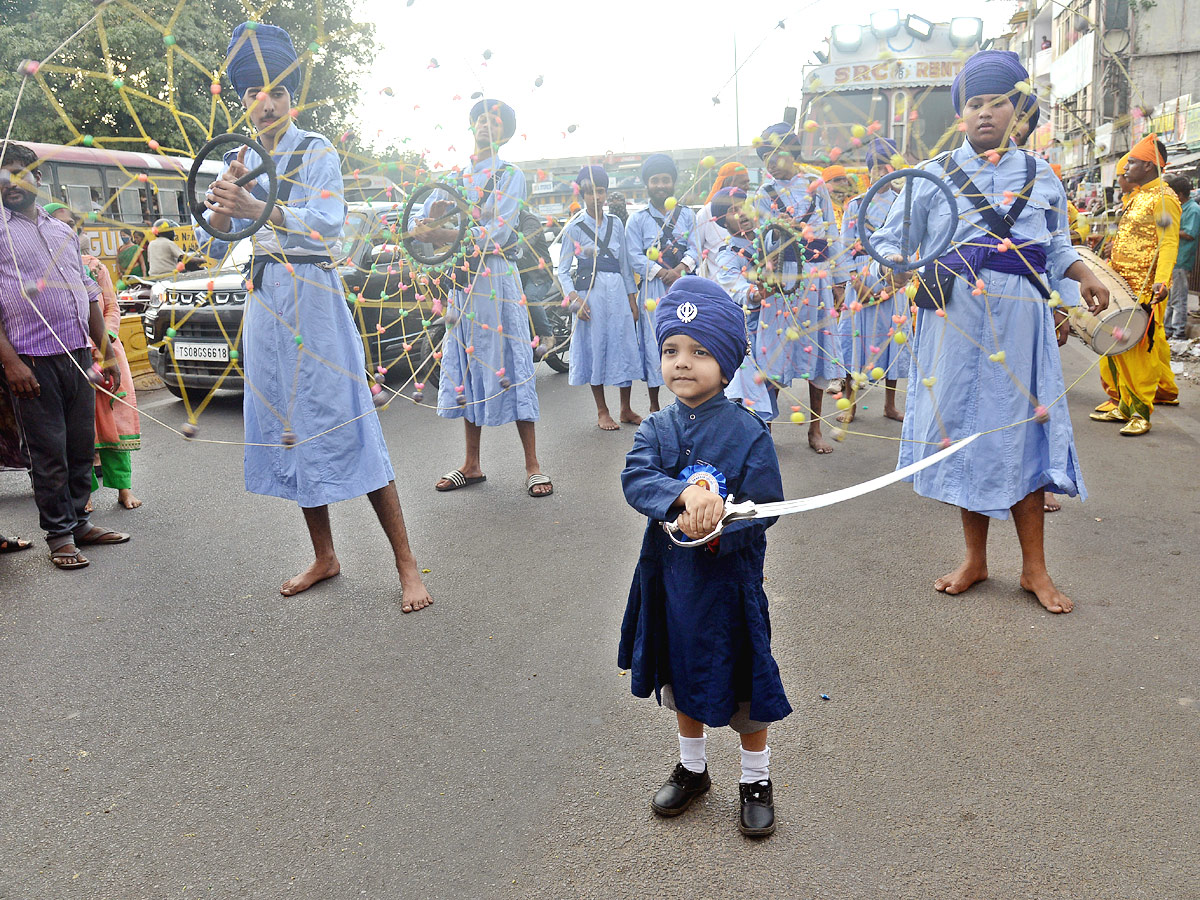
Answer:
[{"left": 92, "top": 448, "right": 133, "bottom": 491}]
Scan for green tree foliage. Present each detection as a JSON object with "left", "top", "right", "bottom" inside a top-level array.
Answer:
[{"left": 0, "top": 0, "right": 376, "bottom": 151}]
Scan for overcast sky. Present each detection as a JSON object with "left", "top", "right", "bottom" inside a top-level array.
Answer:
[{"left": 356, "top": 0, "right": 1017, "bottom": 164}]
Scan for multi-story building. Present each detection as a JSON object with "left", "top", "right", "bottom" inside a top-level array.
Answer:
[{"left": 1000, "top": 0, "right": 1200, "bottom": 185}]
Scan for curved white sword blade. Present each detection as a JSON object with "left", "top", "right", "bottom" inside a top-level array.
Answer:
[{"left": 754, "top": 431, "right": 981, "bottom": 518}]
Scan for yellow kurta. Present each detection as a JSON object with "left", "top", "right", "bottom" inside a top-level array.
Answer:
[{"left": 1100, "top": 177, "right": 1180, "bottom": 418}]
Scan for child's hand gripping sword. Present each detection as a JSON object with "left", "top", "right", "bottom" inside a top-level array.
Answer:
[{"left": 662, "top": 432, "right": 980, "bottom": 547}]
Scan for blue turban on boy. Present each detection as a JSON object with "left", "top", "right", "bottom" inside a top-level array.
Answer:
[
  {"left": 864, "top": 137, "right": 899, "bottom": 170},
  {"left": 640, "top": 153, "right": 677, "bottom": 184},
  {"left": 655, "top": 276, "right": 749, "bottom": 382},
  {"left": 575, "top": 165, "right": 608, "bottom": 189},
  {"left": 227, "top": 22, "right": 300, "bottom": 98},
  {"left": 709, "top": 187, "right": 747, "bottom": 226},
  {"left": 756, "top": 123, "right": 802, "bottom": 160},
  {"left": 469, "top": 98, "right": 516, "bottom": 143},
  {"left": 951, "top": 50, "right": 1040, "bottom": 132}
]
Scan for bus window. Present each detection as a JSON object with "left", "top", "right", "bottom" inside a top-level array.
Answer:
[
  {"left": 117, "top": 188, "right": 144, "bottom": 224},
  {"left": 56, "top": 164, "right": 106, "bottom": 213},
  {"left": 157, "top": 187, "right": 186, "bottom": 221}
]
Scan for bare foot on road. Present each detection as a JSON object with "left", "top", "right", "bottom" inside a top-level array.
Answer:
[
  {"left": 281, "top": 558, "right": 341, "bottom": 596},
  {"left": 620, "top": 410, "right": 643, "bottom": 426},
  {"left": 1021, "top": 570, "right": 1073, "bottom": 613},
  {"left": 400, "top": 579, "right": 434, "bottom": 613},
  {"left": 809, "top": 430, "right": 834, "bottom": 454},
  {"left": 883, "top": 407, "right": 904, "bottom": 422},
  {"left": 836, "top": 409, "right": 856, "bottom": 424},
  {"left": 597, "top": 412, "right": 619, "bottom": 431},
  {"left": 1043, "top": 491, "right": 1061, "bottom": 513},
  {"left": 935, "top": 561, "right": 988, "bottom": 595},
  {"left": 118, "top": 489, "right": 142, "bottom": 509}
]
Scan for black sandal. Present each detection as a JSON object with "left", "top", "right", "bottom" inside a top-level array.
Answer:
[
  {"left": 0, "top": 536, "right": 32, "bottom": 553},
  {"left": 50, "top": 548, "right": 89, "bottom": 570}
]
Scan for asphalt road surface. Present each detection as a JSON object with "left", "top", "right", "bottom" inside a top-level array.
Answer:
[{"left": 2, "top": 342, "right": 1197, "bottom": 899}]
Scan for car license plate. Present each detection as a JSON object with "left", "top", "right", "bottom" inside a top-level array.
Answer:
[{"left": 172, "top": 341, "right": 229, "bottom": 363}]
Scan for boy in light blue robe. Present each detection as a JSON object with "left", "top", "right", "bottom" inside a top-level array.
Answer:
[
  {"left": 428, "top": 99, "right": 552, "bottom": 498},
  {"left": 835, "top": 139, "right": 909, "bottom": 423},
  {"left": 626, "top": 154, "right": 700, "bottom": 410},
  {"left": 872, "top": 50, "right": 1111, "bottom": 614},
  {"left": 556, "top": 165, "right": 643, "bottom": 430},
  {"left": 197, "top": 22, "right": 430, "bottom": 610},
  {"left": 710, "top": 188, "right": 776, "bottom": 420},
  {"left": 752, "top": 124, "right": 845, "bottom": 452}
]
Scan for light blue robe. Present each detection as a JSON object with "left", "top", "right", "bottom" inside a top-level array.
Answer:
[
  {"left": 836, "top": 189, "right": 911, "bottom": 380},
  {"left": 195, "top": 125, "right": 394, "bottom": 507},
  {"left": 625, "top": 204, "right": 700, "bottom": 388},
  {"left": 437, "top": 155, "right": 539, "bottom": 426},
  {"left": 752, "top": 173, "right": 842, "bottom": 387},
  {"left": 870, "top": 143, "right": 1085, "bottom": 518},
  {"left": 557, "top": 211, "right": 641, "bottom": 387},
  {"left": 714, "top": 236, "right": 776, "bottom": 420}
]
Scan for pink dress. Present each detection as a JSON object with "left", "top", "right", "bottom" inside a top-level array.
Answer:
[{"left": 84, "top": 256, "right": 140, "bottom": 451}]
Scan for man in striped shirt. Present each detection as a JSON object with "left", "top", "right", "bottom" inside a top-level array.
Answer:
[{"left": 0, "top": 142, "right": 130, "bottom": 569}]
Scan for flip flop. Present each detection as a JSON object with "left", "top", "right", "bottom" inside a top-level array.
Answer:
[
  {"left": 50, "top": 549, "right": 89, "bottom": 570},
  {"left": 436, "top": 470, "right": 486, "bottom": 492},
  {"left": 527, "top": 473, "right": 553, "bottom": 497},
  {"left": 76, "top": 526, "right": 131, "bottom": 546},
  {"left": 0, "top": 536, "right": 32, "bottom": 553}
]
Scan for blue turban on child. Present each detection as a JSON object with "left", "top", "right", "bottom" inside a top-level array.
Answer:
[
  {"left": 756, "top": 123, "right": 802, "bottom": 160},
  {"left": 469, "top": 98, "right": 516, "bottom": 143},
  {"left": 864, "top": 137, "right": 899, "bottom": 170},
  {"left": 575, "top": 165, "right": 609, "bottom": 189},
  {"left": 951, "top": 50, "right": 1040, "bottom": 132},
  {"left": 640, "top": 153, "right": 677, "bottom": 184},
  {"left": 655, "top": 276, "right": 749, "bottom": 382},
  {"left": 227, "top": 22, "right": 300, "bottom": 98},
  {"left": 709, "top": 187, "right": 747, "bottom": 226}
]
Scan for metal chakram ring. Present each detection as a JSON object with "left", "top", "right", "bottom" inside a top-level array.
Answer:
[
  {"left": 399, "top": 181, "right": 472, "bottom": 268},
  {"left": 856, "top": 168, "right": 958, "bottom": 274},
  {"left": 188, "top": 133, "right": 279, "bottom": 243}
]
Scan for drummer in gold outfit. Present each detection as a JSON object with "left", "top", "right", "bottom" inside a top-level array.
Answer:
[{"left": 1092, "top": 135, "right": 1180, "bottom": 435}]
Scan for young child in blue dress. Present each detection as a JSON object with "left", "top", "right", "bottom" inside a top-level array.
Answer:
[
  {"left": 557, "top": 165, "right": 643, "bottom": 430},
  {"left": 618, "top": 275, "right": 791, "bottom": 837}
]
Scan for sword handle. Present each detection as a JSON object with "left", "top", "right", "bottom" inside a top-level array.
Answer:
[
  {"left": 660, "top": 499, "right": 758, "bottom": 548},
  {"left": 661, "top": 518, "right": 726, "bottom": 548}
]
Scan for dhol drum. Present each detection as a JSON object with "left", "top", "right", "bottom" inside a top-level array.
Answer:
[{"left": 1068, "top": 247, "right": 1149, "bottom": 356}]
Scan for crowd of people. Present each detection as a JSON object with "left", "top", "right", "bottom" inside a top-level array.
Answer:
[{"left": 2, "top": 25, "right": 1192, "bottom": 838}]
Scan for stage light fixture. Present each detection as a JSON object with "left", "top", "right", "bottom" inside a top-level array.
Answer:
[
  {"left": 949, "top": 16, "right": 983, "bottom": 47},
  {"left": 831, "top": 23, "right": 863, "bottom": 52},
  {"left": 870, "top": 9, "right": 901, "bottom": 38},
  {"left": 904, "top": 14, "right": 934, "bottom": 40}
]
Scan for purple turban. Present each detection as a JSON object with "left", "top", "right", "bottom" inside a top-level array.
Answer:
[
  {"left": 469, "top": 98, "right": 516, "bottom": 143},
  {"left": 640, "top": 153, "right": 677, "bottom": 184},
  {"left": 227, "top": 23, "right": 300, "bottom": 98},
  {"left": 756, "top": 123, "right": 802, "bottom": 160},
  {"left": 655, "top": 276, "right": 749, "bottom": 382},
  {"left": 864, "top": 137, "right": 899, "bottom": 170},
  {"left": 575, "top": 165, "right": 609, "bottom": 189},
  {"left": 951, "top": 50, "right": 1040, "bottom": 132},
  {"left": 710, "top": 187, "right": 747, "bottom": 226}
]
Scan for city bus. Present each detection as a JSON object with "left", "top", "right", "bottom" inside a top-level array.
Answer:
[{"left": 20, "top": 140, "right": 224, "bottom": 284}]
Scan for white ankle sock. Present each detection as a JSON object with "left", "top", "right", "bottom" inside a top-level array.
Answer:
[
  {"left": 740, "top": 745, "right": 770, "bottom": 784},
  {"left": 679, "top": 734, "right": 707, "bottom": 773}
]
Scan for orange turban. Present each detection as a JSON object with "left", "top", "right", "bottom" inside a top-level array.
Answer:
[
  {"left": 1129, "top": 133, "right": 1165, "bottom": 167},
  {"left": 1050, "top": 163, "right": 1063, "bottom": 180},
  {"left": 704, "top": 162, "right": 748, "bottom": 204},
  {"left": 821, "top": 165, "right": 848, "bottom": 181}
]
